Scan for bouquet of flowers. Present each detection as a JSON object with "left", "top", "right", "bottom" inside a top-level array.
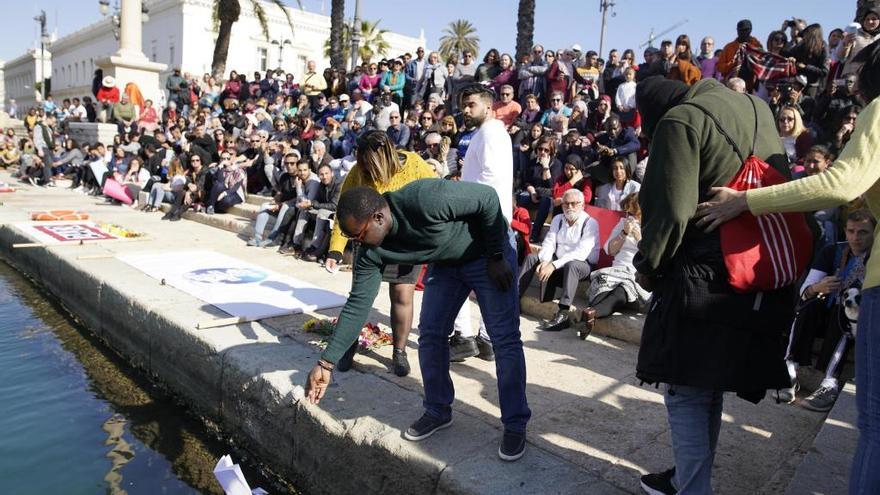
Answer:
[
  {"left": 98, "top": 222, "right": 144, "bottom": 238},
  {"left": 357, "top": 322, "right": 392, "bottom": 352},
  {"left": 301, "top": 318, "right": 392, "bottom": 352}
]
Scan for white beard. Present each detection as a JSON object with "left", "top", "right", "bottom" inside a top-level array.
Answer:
[{"left": 564, "top": 210, "right": 580, "bottom": 223}]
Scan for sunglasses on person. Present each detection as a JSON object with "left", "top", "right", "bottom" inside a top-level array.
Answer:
[
  {"left": 551, "top": 98, "right": 562, "bottom": 102},
  {"left": 191, "top": 157, "right": 201, "bottom": 162},
  {"left": 341, "top": 221, "right": 370, "bottom": 242}
]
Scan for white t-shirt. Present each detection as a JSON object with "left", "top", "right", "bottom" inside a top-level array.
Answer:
[
  {"left": 604, "top": 217, "right": 640, "bottom": 271},
  {"left": 461, "top": 118, "right": 513, "bottom": 222}
]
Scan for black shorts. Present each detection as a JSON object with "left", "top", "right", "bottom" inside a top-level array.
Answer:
[{"left": 382, "top": 263, "right": 422, "bottom": 285}]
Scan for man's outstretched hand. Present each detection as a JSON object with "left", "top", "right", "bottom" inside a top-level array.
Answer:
[
  {"left": 306, "top": 363, "right": 333, "bottom": 405},
  {"left": 487, "top": 257, "right": 513, "bottom": 291}
]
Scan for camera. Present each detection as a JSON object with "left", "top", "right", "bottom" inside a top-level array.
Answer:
[{"left": 785, "top": 20, "right": 796, "bottom": 28}]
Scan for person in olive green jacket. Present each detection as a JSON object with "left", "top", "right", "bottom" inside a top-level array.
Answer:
[
  {"left": 633, "top": 76, "right": 795, "bottom": 494},
  {"left": 112, "top": 93, "right": 137, "bottom": 135},
  {"left": 305, "top": 179, "right": 532, "bottom": 462}
]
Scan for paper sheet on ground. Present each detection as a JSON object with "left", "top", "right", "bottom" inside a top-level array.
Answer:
[
  {"left": 117, "top": 250, "right": 346, "bottom": 319},
  {"left": 213, "top": 454, "right": 266, "bottom": 495},
  {"left": 14, "top": 221, "right": 120, "bottom": 245}
]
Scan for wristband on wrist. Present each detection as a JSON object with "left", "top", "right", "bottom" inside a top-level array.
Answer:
[{"left": 317, "top": 359, "right": 334, "bottom": 372}]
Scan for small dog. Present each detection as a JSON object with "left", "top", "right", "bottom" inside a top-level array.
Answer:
[{"left": 843, "top": 286, "right": 861, "bottom": 337}]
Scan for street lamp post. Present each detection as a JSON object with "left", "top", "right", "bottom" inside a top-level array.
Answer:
[
  {"left": 598, "top": 0, "right": 616, "bottom": 60},
  {"left": 271, "top": 39, "right": 292, "bottom": 69},
  {"left": 349, "top": 0, "right": 361, "bottom": 72},
  {"left": 34, "top": 10, "right": 50, "bottom": 102}
]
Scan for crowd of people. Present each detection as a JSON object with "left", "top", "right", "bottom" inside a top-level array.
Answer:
[{"left": 3, "top": 2, "right": 880, "bottom": 493}]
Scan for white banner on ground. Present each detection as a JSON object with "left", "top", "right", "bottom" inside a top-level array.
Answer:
[
  {"left": 116, "top": 250, "right": 346, "bottom": 319},
  {"left": 14, "top": 221, "right": 120, "bottom": 245}
]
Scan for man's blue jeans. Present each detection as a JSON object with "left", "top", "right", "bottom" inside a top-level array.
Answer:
[
  {"left": 850, "top": 286, "right": 880, "bottom": 494},
  {"left": 664, "top": 384, "right": 723, "bottom": 494},
  {"left": 417, "top": 239, "right": 531, "bottom": 433}
]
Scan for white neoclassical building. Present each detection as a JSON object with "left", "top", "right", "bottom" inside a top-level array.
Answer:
[{"left": 6, "top": 0, "right": 425, "bottom": 110}]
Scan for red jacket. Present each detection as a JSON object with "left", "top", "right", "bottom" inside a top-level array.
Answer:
[
  {"left": 511, "top": 206, "right": 532, "bottom": 254},
  {"left": 552, "top": 176, "right": 594, "bottom": 205},
  {"left": 96, "top": 86, "right": 120, "bottom": 104}
]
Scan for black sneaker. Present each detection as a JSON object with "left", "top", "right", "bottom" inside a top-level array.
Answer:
[
  {"left": 392, "top": 348, "right": 410, "bottom": 377},
  {"left": 475, "top": 335, "right": 495, "bottom": 361},
  {"left": 449, "top": 333, "right": 478, "bottom": 362},
  {"left": 403, "top": 413, "right": 453, "bottom": 441},
  {"left": 335, "top": 341, "right": 358, "bottom": 373},
  {"left": 498, "top": 430, "right": 526, "bottom": 461},
  {"left": 640, "top": 467, "right": 677, "bottom": 495},
  {"left": 802, "top": 385, "right": 839, "bottom": 412}
]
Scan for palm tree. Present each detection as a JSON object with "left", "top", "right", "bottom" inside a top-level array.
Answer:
[
  {"left": 515, "top": 0, "right": 535, "bottom": 62},
  {"left": 329, "top": 0, "right": 345, "bottom": 70},
  {"left": 210, "top": 0, "right": 302, "bottom": 79},
  {"left": 323, "top": 19, "right": 390, "bottom": 66},
  {"left": 438, "top": 19, "right": 480, "bottom": 64}
]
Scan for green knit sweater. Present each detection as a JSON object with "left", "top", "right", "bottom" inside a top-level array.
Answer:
[{"left": 321, "top": 179, "right": 509, "bottom": 364}]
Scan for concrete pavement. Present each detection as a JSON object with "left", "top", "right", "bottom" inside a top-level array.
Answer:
[{"left": 0, "top": 171, "right": 840, "bottom": 494}]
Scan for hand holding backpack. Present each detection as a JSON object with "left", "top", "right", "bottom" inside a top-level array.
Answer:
[{"left": 685, "top": 96, "right": 813, "bottom": 293}]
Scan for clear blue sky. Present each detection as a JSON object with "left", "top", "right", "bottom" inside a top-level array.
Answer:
[{"left": 2, "top": 0, "right": 856, "bottom": 63}]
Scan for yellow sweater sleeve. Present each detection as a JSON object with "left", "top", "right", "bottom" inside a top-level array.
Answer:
[
  {"left": 327, "top": 168, "right": 363, "bottom": 255},
  {"left": 747, "top": 98, "right": 880, "bottom": 215}
]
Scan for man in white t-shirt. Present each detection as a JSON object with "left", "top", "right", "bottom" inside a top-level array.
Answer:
[
  {"left": 69, "top": 97, "right": 88, "bottom": 121},
  {"left": 450, "top": 84, "right": 515, "bottom": 362}
]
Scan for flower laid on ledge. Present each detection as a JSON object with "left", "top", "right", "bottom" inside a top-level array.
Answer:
[
  {"left": 98, "top": 223, "right": 143, "bottom": 238},
  {"left": 302, "top": 318, "right": 392, "bottom": 352},
  {"left": 357, "top": 322, "right": 392, "bottom": 352}
]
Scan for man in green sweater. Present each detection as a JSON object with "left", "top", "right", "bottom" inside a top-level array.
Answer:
[{"left": 305, "top": 179, "right": 531, "bottom": 461}]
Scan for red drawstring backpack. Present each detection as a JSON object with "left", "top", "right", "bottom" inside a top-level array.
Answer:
[{"left": 686, "top": 96, "right": 813, "bottom": 293}]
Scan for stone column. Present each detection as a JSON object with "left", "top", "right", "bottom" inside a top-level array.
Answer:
[
  {"left": 117, "top": 0, "right": 146, "bottom": 60},
  {"left": 97, "top": 0, "right": 166, "bottom": 106}
]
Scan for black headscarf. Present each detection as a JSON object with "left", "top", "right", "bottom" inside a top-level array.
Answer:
[{"left": 636, "top": 76, "right": 690, "bottom": 139}]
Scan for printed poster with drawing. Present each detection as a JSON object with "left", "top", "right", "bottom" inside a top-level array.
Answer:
[
  {"left": 14, "top": 221, "right": 121, "bottom": 245},
  {"left": 117, "top": 250, "right": 347, "bottom": 319}
]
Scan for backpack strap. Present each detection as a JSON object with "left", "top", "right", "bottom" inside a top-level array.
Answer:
[{"left": 682, "top": 94, "right": 761, "bottom": 162}]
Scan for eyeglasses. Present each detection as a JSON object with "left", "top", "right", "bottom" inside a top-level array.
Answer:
[
  {"left": 562, "top": 201, "right": 583, "bottom": 207},
  {"left": 341, "top": 221, "right": 370, "bottom": 242},
  {"left": 501, "top": 92, "right": 513, "bottom": 96},
  {"left": 533, "top": 49, "right": 543, "bottom": 54}
]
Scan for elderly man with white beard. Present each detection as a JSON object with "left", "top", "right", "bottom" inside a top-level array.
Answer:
[{"left": 517, "top": 188, "right": 600, "bottom": 332}]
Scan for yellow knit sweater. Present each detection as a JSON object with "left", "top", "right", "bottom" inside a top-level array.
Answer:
[
  {"left": 327, "top": 150, "right": 438, "bottom": 256},
  {"left": 748, "top": 98, "right": 880, "bottom": 288}
]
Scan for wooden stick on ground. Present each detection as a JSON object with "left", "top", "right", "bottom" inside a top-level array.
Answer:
[
  {"left": 12, "top": 236, "right": 150, "bottom": 249},
  {"left": 196, "top": 315, "right": 261, "bottom": 330}
]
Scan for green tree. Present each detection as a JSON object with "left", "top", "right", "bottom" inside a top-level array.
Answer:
[
  {"left": 438, "top": 19, "right": 480, "bottom": 64},
  {"left": 329, "top": 0, "right": 345, "bottom": 70},
  {"left": 515, "top": 0, "right": 535, "bottom": 62},
  {"left": 210, "top": 0, "right": 302, "bottom": 79},
  {"left": 323, "top": 19, "right": 390, "bottom": 66}
]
